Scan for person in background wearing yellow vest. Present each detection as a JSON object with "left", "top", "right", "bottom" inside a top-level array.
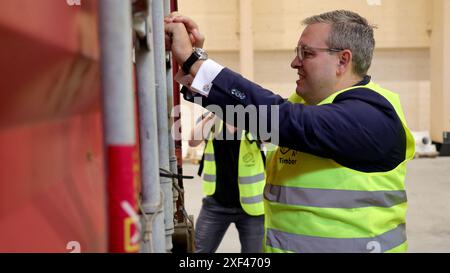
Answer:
[
  {"left": 166, "top": 10, "right": 415, "bottom": 253},
  {"left": 188, "top": 112, "right": 266, "bottom": 253}
]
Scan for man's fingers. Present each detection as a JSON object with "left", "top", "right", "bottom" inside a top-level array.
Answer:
[
  {"left": 171, "top": 15, "right": 199, "bottom": 31},
  {"left": 165, "top": 33, "right": 172, "bottom": 50},
  {"left": 191, "top": 29, "right": 205, "bottom": 48},
  {"left": 168, "top": 12, "right": 200, "bottom": 31},
  {"left": 163, "top": 22, "right": 193, "bottom": 64},
  {"left": 189, "top": 34, "right": 195, "bottom": 46},
  {"left": 166, "top": 14, "right": 205, "bottom": 48}
]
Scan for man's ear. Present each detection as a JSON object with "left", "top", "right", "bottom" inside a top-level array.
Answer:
[{"left": 337, "top": 50, "right": 352, "bottom": 74}]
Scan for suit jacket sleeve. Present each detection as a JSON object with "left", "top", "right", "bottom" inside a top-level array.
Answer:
[{"left": 186, "top": 68, "right": 406, "bottom": 170}]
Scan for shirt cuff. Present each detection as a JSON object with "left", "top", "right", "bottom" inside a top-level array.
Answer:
[{"left": 190, "top": 59, "right": 224, "bottom": 96}]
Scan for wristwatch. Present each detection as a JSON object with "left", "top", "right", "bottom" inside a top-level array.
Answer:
[{"left": 181, "top": 47, "right": 208, "bottom": 74}]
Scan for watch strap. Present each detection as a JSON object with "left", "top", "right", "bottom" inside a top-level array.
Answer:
[{"left": 181, "top": 52, "right": 199, "bottom": 74}]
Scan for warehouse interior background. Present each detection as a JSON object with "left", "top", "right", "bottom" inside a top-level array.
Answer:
[
  {"left": 177, "top": 0, "right": 450, "bottom": 252},
  {"left": 178, "top": 0, "right": 449, "bottom": 150},
  {"left": 0, "top": 0, "right": 449, "bottom": 253}
]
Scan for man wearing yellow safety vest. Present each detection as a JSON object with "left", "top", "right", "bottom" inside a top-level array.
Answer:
[
  {"left": 188, "top": 112, "right": 265, "bottom": 253},
  {"left": 166, "top": 10, "right": 415, "bottom": 253}
]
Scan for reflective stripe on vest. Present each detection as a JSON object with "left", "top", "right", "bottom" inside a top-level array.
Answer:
[
  {"left": 204, "top": 153, "right": 215, "bottom": 162},
  {"left": 203, "top": 173, "right": 216, "bottom": 183},
  {"left": 266, "top": 224, "right": 406, "bottom": 253},
  {"left": 264, "top": 81, "right": 415, "bottom": 253},
  {"left": 239, "top": 173, "right": 265, "bottom": 184},
  {"left": 202, "top": 121, "right": 266, "bottom": 216},
  {"left": 242, "top": 194, "right": 264, "bottom": 204},
  {"left": 264, "top": 184, "right": 407, "bottom": 208}
]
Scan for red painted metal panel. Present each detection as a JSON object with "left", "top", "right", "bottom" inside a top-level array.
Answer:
[
  {"left": 0, "top": 114, "right": 106, "bottom": 252},
  {"left": 0, "top": 0, "right": 107, "bottom": 252},
  {"left": 0, "top": 0, "right": 100, "bottom": 130}
]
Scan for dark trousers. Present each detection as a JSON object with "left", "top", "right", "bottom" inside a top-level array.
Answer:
[{"left": 194, "top": 196, "right": 264, "bottom": 253}]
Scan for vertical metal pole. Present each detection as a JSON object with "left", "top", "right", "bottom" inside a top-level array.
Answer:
[
  {"left": 168, "top": 0, "right": 186, "bottom": 227},
  {"left": 164, "top": 0, "right": 179, "bottom": 228},
  {"left": 134, "top": 1, "right": 166, "bottom": 253},
  {"left": 166, "top": 0, "right": 196, "bottom": 253},
  {"left": 152, "top": 0, "right": 174, "bottom": 252},
  {"left": 99, "top": 0, "right": 139, "bottom": 253},
  {"left": 170, "top": 1, "right": 182, "bottom": 174}
]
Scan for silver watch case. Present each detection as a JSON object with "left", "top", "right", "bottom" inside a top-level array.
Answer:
[{"left": 193, "top": 47, "right": 208, "bottom": 60}]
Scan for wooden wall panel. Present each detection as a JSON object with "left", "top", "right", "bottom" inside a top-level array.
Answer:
[
  {"left": 179, "top": 0, "right": 431, "bottom": 50},
  {"left": 430, "top": 0, "right": 450, "bottom": 142},
  {"left": 177, "top": 0, "right": 436, "bottom": 136},
  {"left": 178, "top": 0, "right": 239, "bottom": 51}
]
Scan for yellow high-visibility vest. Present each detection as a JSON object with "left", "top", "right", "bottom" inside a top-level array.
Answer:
[
  {"left": 264, "top": 81, "right": 415, "bottom": 253},
  {"left": 203, "top": 121, "right": 266, "bottom": 216}
]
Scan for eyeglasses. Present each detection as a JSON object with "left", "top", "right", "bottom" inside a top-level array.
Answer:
[{"left": 294, "top": 45, "right": 343, "bottom": 61}]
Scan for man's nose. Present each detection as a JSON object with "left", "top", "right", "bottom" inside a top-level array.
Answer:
[{"left": 291, "top": 55, "right": 302, "bottom": 69}]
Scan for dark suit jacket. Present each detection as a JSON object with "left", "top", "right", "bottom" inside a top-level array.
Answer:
[{"left": 183, "top": 69, "right": 406, "bottom": 173}]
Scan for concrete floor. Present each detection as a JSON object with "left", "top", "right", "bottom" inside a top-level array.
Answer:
[{"left": 182, "top": 157, "right": 450, "bottom": 253}]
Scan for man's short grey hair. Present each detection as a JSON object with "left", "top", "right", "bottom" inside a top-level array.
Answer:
[{"left": 303, "top": 10, "right": 376, "bottom": 77}]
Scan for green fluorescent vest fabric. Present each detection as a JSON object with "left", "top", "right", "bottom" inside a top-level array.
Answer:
[
  {"left": 202, "top": 122, "right": 266, "bottom": 216},
  {"left": 264, "top": 81, "right": 415, "bottom": 253}
]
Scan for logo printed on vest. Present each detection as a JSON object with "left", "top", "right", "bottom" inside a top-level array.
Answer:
[
  {"left": 278, "top": 148, "right": 297, "bottom": 165},
  {"left": 242, "top": 152, "right": 256, "bottom": 166}
]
